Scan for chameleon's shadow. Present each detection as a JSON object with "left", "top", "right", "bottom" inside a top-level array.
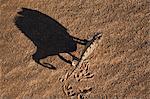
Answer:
[{"left": 14, "top": 8, "right": 87, "bottom": 69}]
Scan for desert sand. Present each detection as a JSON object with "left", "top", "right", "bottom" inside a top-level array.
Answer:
[{"left": 1, "top": 0, "right": 150, "bottom": 99}]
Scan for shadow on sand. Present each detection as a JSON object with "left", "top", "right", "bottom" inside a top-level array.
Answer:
[{"left": 14, "top": 8, "right": 87, "bottom": 69}]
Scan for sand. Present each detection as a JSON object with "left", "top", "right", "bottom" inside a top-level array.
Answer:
[{"left": 1, "top": 0, "right": 150, "bottom": 98}]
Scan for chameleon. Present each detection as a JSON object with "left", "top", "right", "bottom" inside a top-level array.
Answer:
[{"left": 66, "top": 32, "right": 102, "bottom": 80}]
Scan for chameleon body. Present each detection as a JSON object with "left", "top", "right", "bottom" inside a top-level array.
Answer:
[{"left": 67, "top": 32, "right": 102, "bottom": 79}]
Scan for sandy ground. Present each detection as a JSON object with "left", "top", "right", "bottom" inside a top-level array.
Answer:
[{"left": 1, "top": 0, "right": 150, "bottom": 98}]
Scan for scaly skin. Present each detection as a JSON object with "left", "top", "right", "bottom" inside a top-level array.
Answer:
[{"left": 68, "top": 32, "right": 102, "bottom": 80}]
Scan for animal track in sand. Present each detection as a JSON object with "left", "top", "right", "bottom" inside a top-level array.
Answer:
[
  {"left": 73, "top": 63, "right": 94, "bottom": 82},
  {"left": 63, "top": 84, "right": 76, "bottom": 97},
  {"left": 63, "top": 83, "right": 93, "bottom": 98},
  {"left": 59, "top": 71, "right": 70, "bottom": 82},
  {"left": 77, "top": 87, "right": 93, "bottom": 99},
  {"left": 60, "top": 62, "right": 94, "bottom": 98}
]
